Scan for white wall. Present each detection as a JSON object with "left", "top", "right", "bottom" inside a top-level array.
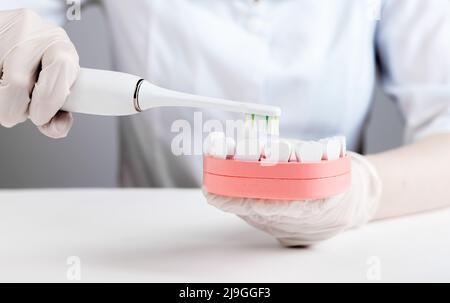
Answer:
[{"left": 0, "top": 6, "right": 403, "bottom": 188}]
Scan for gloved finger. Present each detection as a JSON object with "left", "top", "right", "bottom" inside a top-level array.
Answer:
[
  {"left": 277, "top": 230, "right": 343, "bottom": 247},
  {"left": 205, "top": 189, "right": 344, "bottom": 218},
  {"left": 205, "top": 190, "right": 305, "bottom": 217},
  {"left": 277, "top": 235, "right": 334, "bottom": 247},
  {"left": 276, "top": 224, "right": 346, "bottom": 247},
  {"left": 37, "top": 111, "right": 73, "bottom": 139},
  {"left": 247, "top": 196, "right": 344, "bottom": 218},
  {"left": 240, "top": 212, "right": 346, "bottom": 236},
  {"left": 204, "top": 189, "right": 254, "bottom": 215},
  {"left": 239, "top": 215, "right": 345, "bottom": 247},
  {"left": 0, "top": 48, "right": 38, "bottom": 127},
  {"left": 29, "top": 40, "right": 79, "bottom": 126}
]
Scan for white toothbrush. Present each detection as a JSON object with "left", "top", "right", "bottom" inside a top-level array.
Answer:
[{"left": 63, "top": 68, "right": 281, "bottom": 123}]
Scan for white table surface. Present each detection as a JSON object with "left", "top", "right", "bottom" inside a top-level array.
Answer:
[{"left": 0, "top": 189, "right": 449, "bottom": 283}]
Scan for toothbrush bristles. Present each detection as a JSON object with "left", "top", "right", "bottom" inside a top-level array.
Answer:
[{"left": 244, "top": 114, "right": 280, "bottom": 136}]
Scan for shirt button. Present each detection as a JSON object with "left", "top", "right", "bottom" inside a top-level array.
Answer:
[{"left": 247, "top": 17, "right": 265, "bottom": 34}]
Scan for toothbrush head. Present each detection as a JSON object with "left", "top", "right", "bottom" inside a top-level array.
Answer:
[{"left": 245, "top": 114, "right": 280, "bottom": 136}]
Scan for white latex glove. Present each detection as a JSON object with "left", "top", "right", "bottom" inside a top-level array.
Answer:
[
  {"left": 0, "top": 9, "right": 79, "bottom": 138},
  {"left": 204, "top": 152, "right": 382, "bottom": 247}
]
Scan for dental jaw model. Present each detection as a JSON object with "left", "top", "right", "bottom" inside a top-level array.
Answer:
[{"left": 203, "top": 133, "right": 351, "bottom": 201}]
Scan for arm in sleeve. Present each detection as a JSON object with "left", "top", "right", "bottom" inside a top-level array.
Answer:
[{"left": 376, "top": 0, "right": 450, "bottom": 143}]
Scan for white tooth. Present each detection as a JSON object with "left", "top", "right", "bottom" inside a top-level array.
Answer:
[
  {"left": 205, "top": 132, "right": 235, "bottom": 159},
  {"left": 235, "top": 138, "right": 264, "bottom": 161},
  {"left": 204, "top": 132, "right": 224, "bottom": 155},
  {"left": 205, "top": 132, "right": 225, "bottom": 144},
  {"left": 320, "top": 137, "right": 341, "bottom": 161},
  {"left": 262, "top": 139, "right": 292, "bottom": 163},
  {"left": 334, "top": 136, "right": 347, "bottom": 157},
  {"left": 225, "top": 137, "right": 236, "bottom": 158},
  {"left": 295, "top": 141, "right": 323, "bottom": 163},
  {"left": 289, "top": 153, "right": 298, "bottom": 162}
]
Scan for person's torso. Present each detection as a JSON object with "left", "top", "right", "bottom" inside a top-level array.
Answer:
[{"left": 101, "top": 0, "right": 379, "bottom": 187}]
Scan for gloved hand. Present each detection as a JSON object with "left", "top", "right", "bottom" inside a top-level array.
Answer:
[
  {"left": 0, "top": 9, "right": 79, "bottom": 138},
  {"left": 204, "top": 152, "right": 382, "bottom": 247}
]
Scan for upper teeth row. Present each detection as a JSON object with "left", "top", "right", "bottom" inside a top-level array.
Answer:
[{"left": 205, "top": 132, "right": 347, "bottom": 163}]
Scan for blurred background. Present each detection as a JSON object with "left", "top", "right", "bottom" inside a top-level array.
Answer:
[{"left": 0, "top": 5, "right": 404, "bottom": 188}]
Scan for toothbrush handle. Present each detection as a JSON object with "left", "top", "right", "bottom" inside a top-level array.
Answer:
[
  {"left": 64, "top": 68, "right": 282, "bottom": 118},
  {"left": 63, "top": 68, "right": 142, "bottom": 116}
]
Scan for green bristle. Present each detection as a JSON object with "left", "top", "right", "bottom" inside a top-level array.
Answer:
[
  {"left": 245, "top": 113, "right": 253, "bottom": 128},
  {"left": 244, "top": 114, "right": 280, "bottom": 136}
]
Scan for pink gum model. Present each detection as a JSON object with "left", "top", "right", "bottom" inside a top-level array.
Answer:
[{"left": 203, "top": 155, "right": 351, "bottom": 201}]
